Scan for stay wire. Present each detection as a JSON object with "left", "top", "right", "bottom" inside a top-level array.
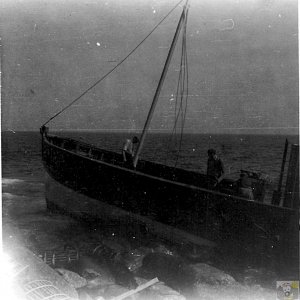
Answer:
[{"left": 42, "top": 0, "right": 186, "bottom": 127}]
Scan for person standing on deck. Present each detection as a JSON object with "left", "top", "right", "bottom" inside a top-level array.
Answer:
[
  {"left": 122, "top": 136, "right": 139, "bottom": 164},
  {"left": 207, "top": 148, "right": 225, "bottom": 185}
]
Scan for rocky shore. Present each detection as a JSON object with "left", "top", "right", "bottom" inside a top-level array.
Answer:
[{"left": 3, "top": 219, "right": 277, "bottom": 300}]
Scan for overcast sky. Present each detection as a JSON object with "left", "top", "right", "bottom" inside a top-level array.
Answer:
[{"left": 1, "top": 0, "right": 298, "bottom": 134}]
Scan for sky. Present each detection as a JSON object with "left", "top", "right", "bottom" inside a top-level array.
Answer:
[{"left": 1, "top": 0, "right": 298, "bottom": 134}]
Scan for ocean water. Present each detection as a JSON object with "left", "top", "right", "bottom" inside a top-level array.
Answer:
[{"left": 2, "top": 131, "right": 298, "bottom": 291}]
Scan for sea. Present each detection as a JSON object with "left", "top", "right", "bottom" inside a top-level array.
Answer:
[{"left": 2, "top": 131, "right": 299, "bottom": 292}]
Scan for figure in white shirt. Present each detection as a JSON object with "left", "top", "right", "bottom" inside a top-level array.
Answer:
[{"left": 122, "top": 136, "right": 139, "bottom": 163}]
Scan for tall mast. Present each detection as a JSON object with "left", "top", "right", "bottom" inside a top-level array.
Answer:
[{"left": 133, "top": 3, "right": 188, "bottom": 168}]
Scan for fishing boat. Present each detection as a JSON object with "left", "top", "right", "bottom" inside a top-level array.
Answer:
[{"left": 41, "top": 1, "right": 298, "bottom": 270}]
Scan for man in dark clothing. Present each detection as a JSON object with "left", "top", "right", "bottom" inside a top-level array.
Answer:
[{"left": 207, "top": 148, "right": 225, "bottom": 185}]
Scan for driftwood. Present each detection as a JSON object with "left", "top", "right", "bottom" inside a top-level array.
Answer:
[{"left": 111, "top": 277, "right": 159, "bottom": 300}]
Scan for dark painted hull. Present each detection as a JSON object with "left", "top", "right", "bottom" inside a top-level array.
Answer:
[{"left": 41, "top": 132, "right": 298, "bottom": 265}]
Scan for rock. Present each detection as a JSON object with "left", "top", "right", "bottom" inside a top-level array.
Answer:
[
  {"left": 108, "top": 260, "right": 137, "bottom": 289},
  {"left": 30, "top": 233, "right": 65, "bottom": 251},
  {"left": 134, "top": 277, "right": 149, "bottom": 286},
  {"left": 123, "top": 247, "right": 153, "bottom": 272},
  {"left": 152, "top": 244, "right": 176, "bottom": 256},
  {"left": 77, "top": 288, "right": 94, "bottom": 300},
  {"left": 138, "top": 252, "right": 195, "bottom": 292},
  {"left": 148, "top": 282, "right": 186, "bottom": 300},
  {"left": 78, "top": 255, "right": 114, "bottom": 277},
  {"left": 84, "top": 273, "right": 114, "bottom": 288},
  {"left": 193, "top": 282, "right": 276, "bottom": 300},
  {"left": 56, "top": 268, "right": 87, "bottom": 289},
  {"left": 102, "top": 284, "right": 132, "bottom": 299},
  {"left": 243, "top": 268, "right": 261, "bottom": 286},
  {"left": 190, "top": 263, "right": 236, "bottom": 286},
  {"left": 96, "top": 238, "right": 130, "bottom": 257},
  {"left": 77, "top": 254, "right": 137, "bottom": 289},
  {"left": 242, "top": 267, "right": 277, "bottom": 287},
  {"left": 179, "top": 244, "right": 213, "bottom": 263},
  {"left": 78, "top": 286, "right": 106, "bottom": 300},
  {"left": 92, "top": 250, "right": 138, "bottom": 289},
  {"left": 135, "top": 277, "right": 186, "bottom": 300},
  {"left": 72, "top": 256, "right": 116, "bottom": 287}
]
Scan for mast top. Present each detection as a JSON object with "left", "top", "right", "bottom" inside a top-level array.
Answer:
[{"left": 133, "top": 2, "right": 189, "bottom": 168}]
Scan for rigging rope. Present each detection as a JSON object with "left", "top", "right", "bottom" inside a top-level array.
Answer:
[
  {"left": 174, "top": 12, "right": 189, "bottom": 168},
  {"left": 42, "top": 0, "right": 186, "bottom": 127},
  {"left": 164, "top": 7, "right": 189, "bottom": 168}
]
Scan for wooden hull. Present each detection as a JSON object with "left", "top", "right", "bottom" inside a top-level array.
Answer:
[
  {"left": 42, "top": 133, "right": 298, "bottom": 267},
  {"left": 45, "top": 174, "right": 216, "bottom": 248}
]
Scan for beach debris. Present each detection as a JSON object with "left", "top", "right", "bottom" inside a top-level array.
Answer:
[
  {"left": 39, "top": 248, "right": 80, "bottom": 267},
  {"left": 7, "top": 246, "right": 79, "bottom": 299},
  {"left": 23, "top": 279, "right": 78, "bottom": 300}
]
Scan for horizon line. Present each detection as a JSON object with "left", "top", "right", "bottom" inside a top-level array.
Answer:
[{"left": 2, "top": 129, "right": 299, "bottom": 135}]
